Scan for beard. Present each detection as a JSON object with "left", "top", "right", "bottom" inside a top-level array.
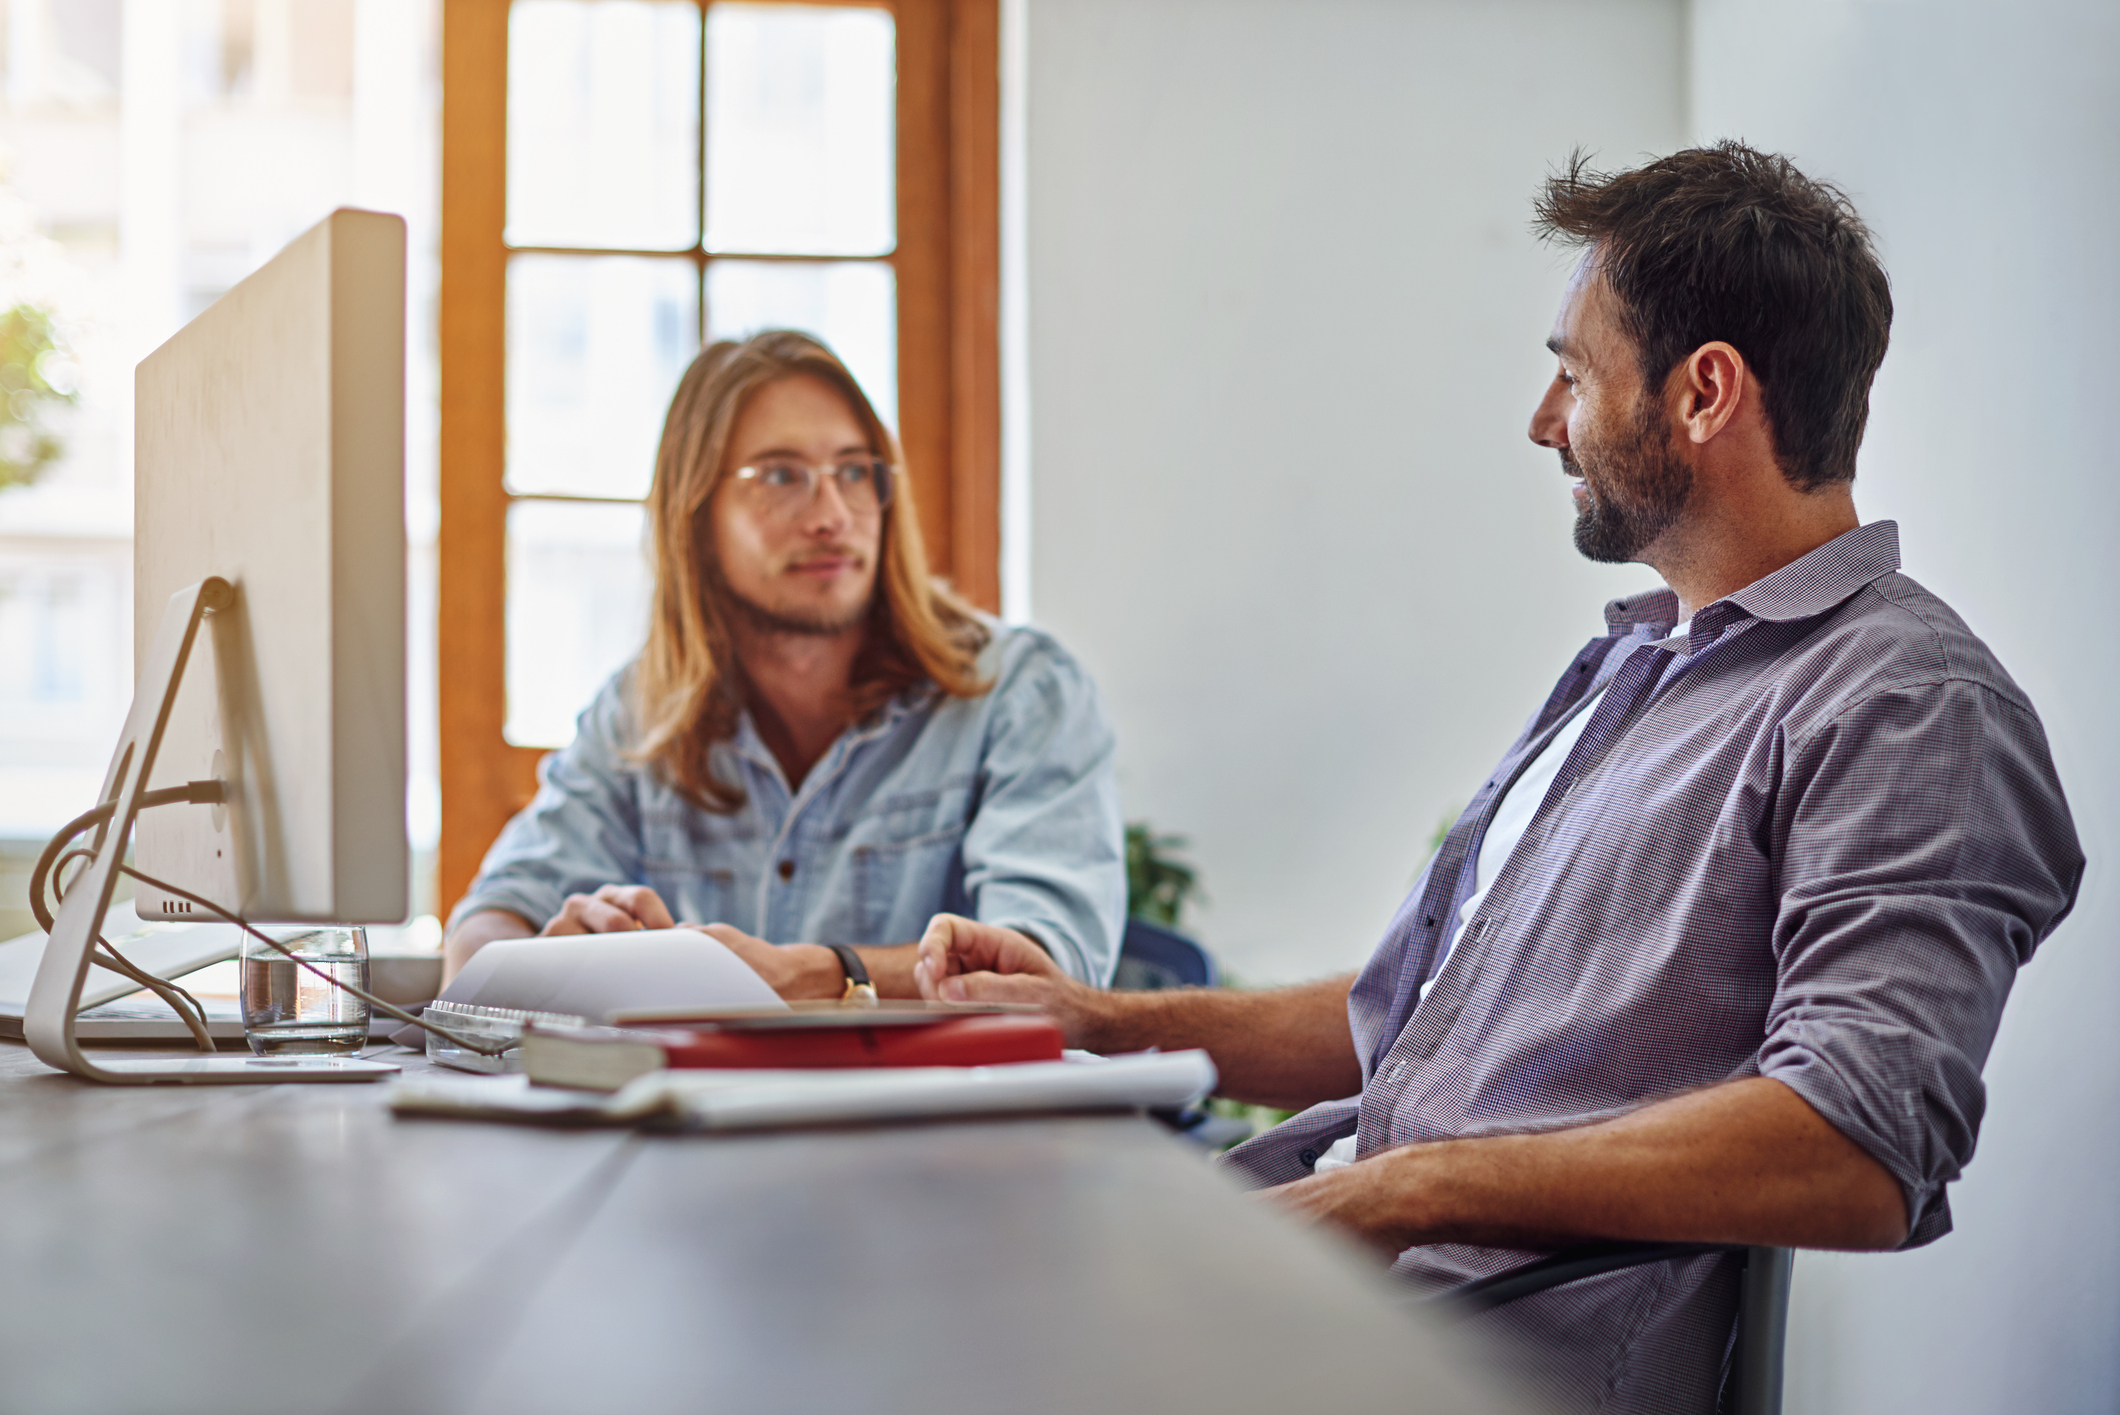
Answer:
[
  {"left": 725, "top": 583, "right": 873, "bottom": 638},
  {"left": 1566, "top": 395, "right": 1696, "bottom": 564}
]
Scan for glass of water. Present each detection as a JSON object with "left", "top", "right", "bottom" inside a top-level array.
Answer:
[{"left": 241, "top": 927, "right": 370, "bottom": 1055}]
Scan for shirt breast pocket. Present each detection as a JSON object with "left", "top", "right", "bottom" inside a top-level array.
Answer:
[
  {"left": 850, "top": 826, "right": 968, "bottom": 943},
  {"left": 843, "top": 779, "right": 974, "bottom": 942}
]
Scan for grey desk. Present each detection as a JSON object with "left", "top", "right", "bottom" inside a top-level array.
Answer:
[{"left": 0, "top": 1043, "right": 1535, "bottom": 1415}]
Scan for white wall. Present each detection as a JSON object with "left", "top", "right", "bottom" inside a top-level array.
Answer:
[
  {"left": 1689, "top": 4, "right": 2120, "bottom": 1412},
  {"left": 1027, "top": 2, "right": 2119, "bottom": 1408},
  {"left": 1025, "top": 0, "right": 1683, "bottom": 985}
]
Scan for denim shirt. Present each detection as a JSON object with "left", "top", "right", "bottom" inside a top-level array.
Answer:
[{"left": 451, "top": 623, "right": 1126, "bottom": 984}]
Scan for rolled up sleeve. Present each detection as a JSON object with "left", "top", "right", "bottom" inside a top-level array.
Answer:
[
  {"left": 446, "top": 678, "right": 648, "bottom": 935},
  {"left": 1760, "top": 680, "right": 2083, "bottom": 1246},
  {"left": 960, "top": 633, "right": 1127, "bottom": 985}
]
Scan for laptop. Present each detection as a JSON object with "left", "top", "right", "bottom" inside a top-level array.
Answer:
[{"left": 0, "top": 901, "right": 246, "bottom": 1042}]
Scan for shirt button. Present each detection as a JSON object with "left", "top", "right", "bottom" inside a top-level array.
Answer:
[
  {"left": 1299, "top": 1148, "right": 1319, "bottom": 1166},
  {"left": 777, "top": 860, "right": 796, "bottom": 882}
]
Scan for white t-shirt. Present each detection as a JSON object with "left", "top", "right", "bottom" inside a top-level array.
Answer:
[{"left": 1312, "top": 627, "right": 1685, "bottom": 1175}]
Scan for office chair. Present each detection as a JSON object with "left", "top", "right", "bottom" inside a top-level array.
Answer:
[
  {"left": 1443, "top": 1241, "right": 1794, "bottom": 1415},
  {"left": 1112, "top": 916, "right": 1219, "bottom": 991},
  {"left": 1117, "top": 916, "right": 1797, "bottom": 1407},
  {"left": 1119, "top": 919, "right": 1249, "bottom": 1145}
]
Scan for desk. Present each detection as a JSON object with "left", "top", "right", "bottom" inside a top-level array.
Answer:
[{"left": 0, "top": 1043, "right": 1534, "bottom": 1415}]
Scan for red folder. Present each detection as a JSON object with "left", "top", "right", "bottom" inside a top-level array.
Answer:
[
  {"left": 522, "top": 1014, "right": 1066, "bottom": 1091},
  {"left": 659, "top": 1014, "right": 1063, "bottom": 1069}
]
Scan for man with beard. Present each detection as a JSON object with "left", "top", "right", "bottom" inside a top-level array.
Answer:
[
  {"left": 445, "top": 331, "right": 1124, "bottom": 999},
  {"left": 913, "top": 144, "right": 2082, "bottom": 1411}
]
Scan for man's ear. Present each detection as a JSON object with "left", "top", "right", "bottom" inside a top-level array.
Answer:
[{"left": 1678, "top": 341, "right": 1747, "bottom": 446}]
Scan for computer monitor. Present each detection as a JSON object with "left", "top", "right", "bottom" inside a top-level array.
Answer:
[
  {"left": 133, "top": 208, "right": 408, "bottom": 925},
  {"left": 24, "top": 208, "right": 408, "bottom": 1083}
]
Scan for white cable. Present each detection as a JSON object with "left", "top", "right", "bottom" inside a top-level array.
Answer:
[{"left": 119, "top": 864, "right": 514, "bottom": 1058}]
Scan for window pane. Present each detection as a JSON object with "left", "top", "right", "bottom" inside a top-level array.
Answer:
[
  {"left": 507, "top": 0, "right": 700, "bottom": 250},
  {"left": 0, "top": 554, "right": 130, "bottom": 837},
  {"left": 507, "top": 253, "right": 699, "bottom": 500},
  {"left": 705, "top": 4, "right": 894, "bottom": 256},
  {"left": 505, "top": 499, "right": 651, "bottom": 748},
  {"left": 707, "top": 259, "right": 896, "bottom": 428}
]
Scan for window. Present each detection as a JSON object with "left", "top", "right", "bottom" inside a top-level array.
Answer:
[
  {"left": 0, "top": 0, "right": 443, "bottom": 943},
  {"left": 438, "top": 0, "right": 999, "bottom": 915}
]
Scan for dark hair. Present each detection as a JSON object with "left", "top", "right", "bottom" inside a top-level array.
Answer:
[{"left": 1532, "top": 142, "right": 1892, "bottom": 491}]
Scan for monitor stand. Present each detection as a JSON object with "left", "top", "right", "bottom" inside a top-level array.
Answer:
[{"left": 23, "top": 577, "right": 398, "bottom": 1084}]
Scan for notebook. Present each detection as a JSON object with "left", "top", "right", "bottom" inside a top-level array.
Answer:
[
  {"left": 0, "top": 904, "right": 246, "bottom": 1042},
  {"left": 388, "top": 1049, "right": 1220, "bottom": 1131}
]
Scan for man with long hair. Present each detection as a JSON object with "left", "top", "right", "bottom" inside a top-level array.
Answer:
[
  {"left": 445, "top": 331, "right": 1124, "bottom": 999},
  {"left": 914, "top": 144, "right": 2082, "bottom": 1410}
]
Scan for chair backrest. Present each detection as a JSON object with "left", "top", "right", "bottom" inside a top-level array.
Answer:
[
  {"left": 1112, "top": 917, "right": 1218, "bottom": 990},
  {"left": 1726, "top": 1246, "right": 1793, "bottom": 1415},
  {"left": 1443, "top": 1241, "right": 1793, "bottom": 1415}
]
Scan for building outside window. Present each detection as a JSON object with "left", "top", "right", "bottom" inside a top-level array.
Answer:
[
  {"left": 434, "top": 0, "right": 999, "bottom": 913},
  {"left": 0, "top": 0, "right": 999, "bottom": 940},
  {"left": 0, "top": 0, "right": 442, "bottom": 941},
  {"left": 496, "top": 0, "right": 901, "bottom": 749}
]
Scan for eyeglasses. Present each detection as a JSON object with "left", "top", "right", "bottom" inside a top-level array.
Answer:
[{"left": 727, "top": 457, "right": 895, "bottom": 519}]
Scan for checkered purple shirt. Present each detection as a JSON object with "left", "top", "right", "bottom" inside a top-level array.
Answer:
[{"left": 1223, "top": 522, "right": 2083, "bottom": 1412}]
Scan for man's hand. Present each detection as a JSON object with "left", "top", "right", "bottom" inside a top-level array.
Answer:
[
  {"left": 913, "top": 914, "right": 1109, "bottom": 1045},
  {"left": 683, "top": 923, "right": 844, "bottom": 1001},
  {"left": 913, "top": 914, "right": 1060, "bottom": 995},
  {"left": 1260, "top": 1076, "right": 1910, "bottom": 1260},
  {"left": 540, "top": 884, "right": 677, "bottom": 935},
  {"left": 916, "top": 916, "right": 1361, "bottom": 1100},
  {"left": 1266, "top": 1155, "right": 1431, "bottom": 1261}
]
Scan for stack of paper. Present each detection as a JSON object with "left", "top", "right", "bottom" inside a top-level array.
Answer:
[
  {"left": 392, "top": 929, "right": 788, "bottom": 1053},
  {"left": 387, "top": 1049, "right": 1217, "bottom": 1131}
]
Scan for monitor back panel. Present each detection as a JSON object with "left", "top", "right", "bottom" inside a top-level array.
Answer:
[{"left": 132, "top": 208, "right": 407, "bottom": 925}]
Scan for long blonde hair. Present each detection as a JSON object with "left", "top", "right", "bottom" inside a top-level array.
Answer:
[{"left": 632, "top": 330, "right": 990, "bottom": 810}]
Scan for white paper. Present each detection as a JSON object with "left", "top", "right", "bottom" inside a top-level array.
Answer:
[
  {"left": 435, "top": 930, "right": 787, "bottom": 1023},
  {"left": 388, "top": 1049, "right": 1219, "bottom": 1130}
]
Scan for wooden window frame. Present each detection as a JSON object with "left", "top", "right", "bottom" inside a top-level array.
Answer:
[{"left": 436, "top": 0, "right": 1000, "bottom": 916}]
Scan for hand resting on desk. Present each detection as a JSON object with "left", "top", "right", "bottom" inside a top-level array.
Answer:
[
  {"left": 444, "top": 885, "right": 680, "bottom": 981},
  {"left": 914, "top": 914, "right": 1100, "bottom": 1036},
  {"left": 538, "top": 883, "right": 678, "bottom": 935},
  {"left": 534, "top": 887, "right": 846, "bottom": 997},
  {"left": 915, "top": 914, "right": 1363, "bottom": 1110},
  {"left": 447, "top": 882, "right": 932, "bottom": 1000}
]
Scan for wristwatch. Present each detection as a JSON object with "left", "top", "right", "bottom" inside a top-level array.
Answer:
[{"left": 826, "top": 944, "right": 879, "bottom": 1005}]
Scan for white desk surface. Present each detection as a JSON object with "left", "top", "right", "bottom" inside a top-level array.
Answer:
[{"left": 0, "top": 1041, "right": 1540, "bottom": 1415}]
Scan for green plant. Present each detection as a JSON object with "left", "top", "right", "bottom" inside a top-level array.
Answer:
[
  {"left": 1120, "top": 828, "right": 1283, "bottom": 1146},
  {"left": 1185, "top": 962, "right": 1292, "bottom": 1145},
  {"left": 0, "top": 303, "right": 74, "bottom": 493},
  {"left": 1124, "top": 822, "right": 1199, "bottom": 927},
  {"left": 1198, "top": 1095, "right": 1296, "bottom": 1149}
]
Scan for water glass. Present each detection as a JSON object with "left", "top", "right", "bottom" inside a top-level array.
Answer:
[{"left": 240, "top": 926, "right": 370, "bottom": 1056}]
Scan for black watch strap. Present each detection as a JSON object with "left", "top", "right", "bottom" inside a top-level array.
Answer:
[{"left": 826, "top": 944, "right": 877, "bottom": 1003}]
